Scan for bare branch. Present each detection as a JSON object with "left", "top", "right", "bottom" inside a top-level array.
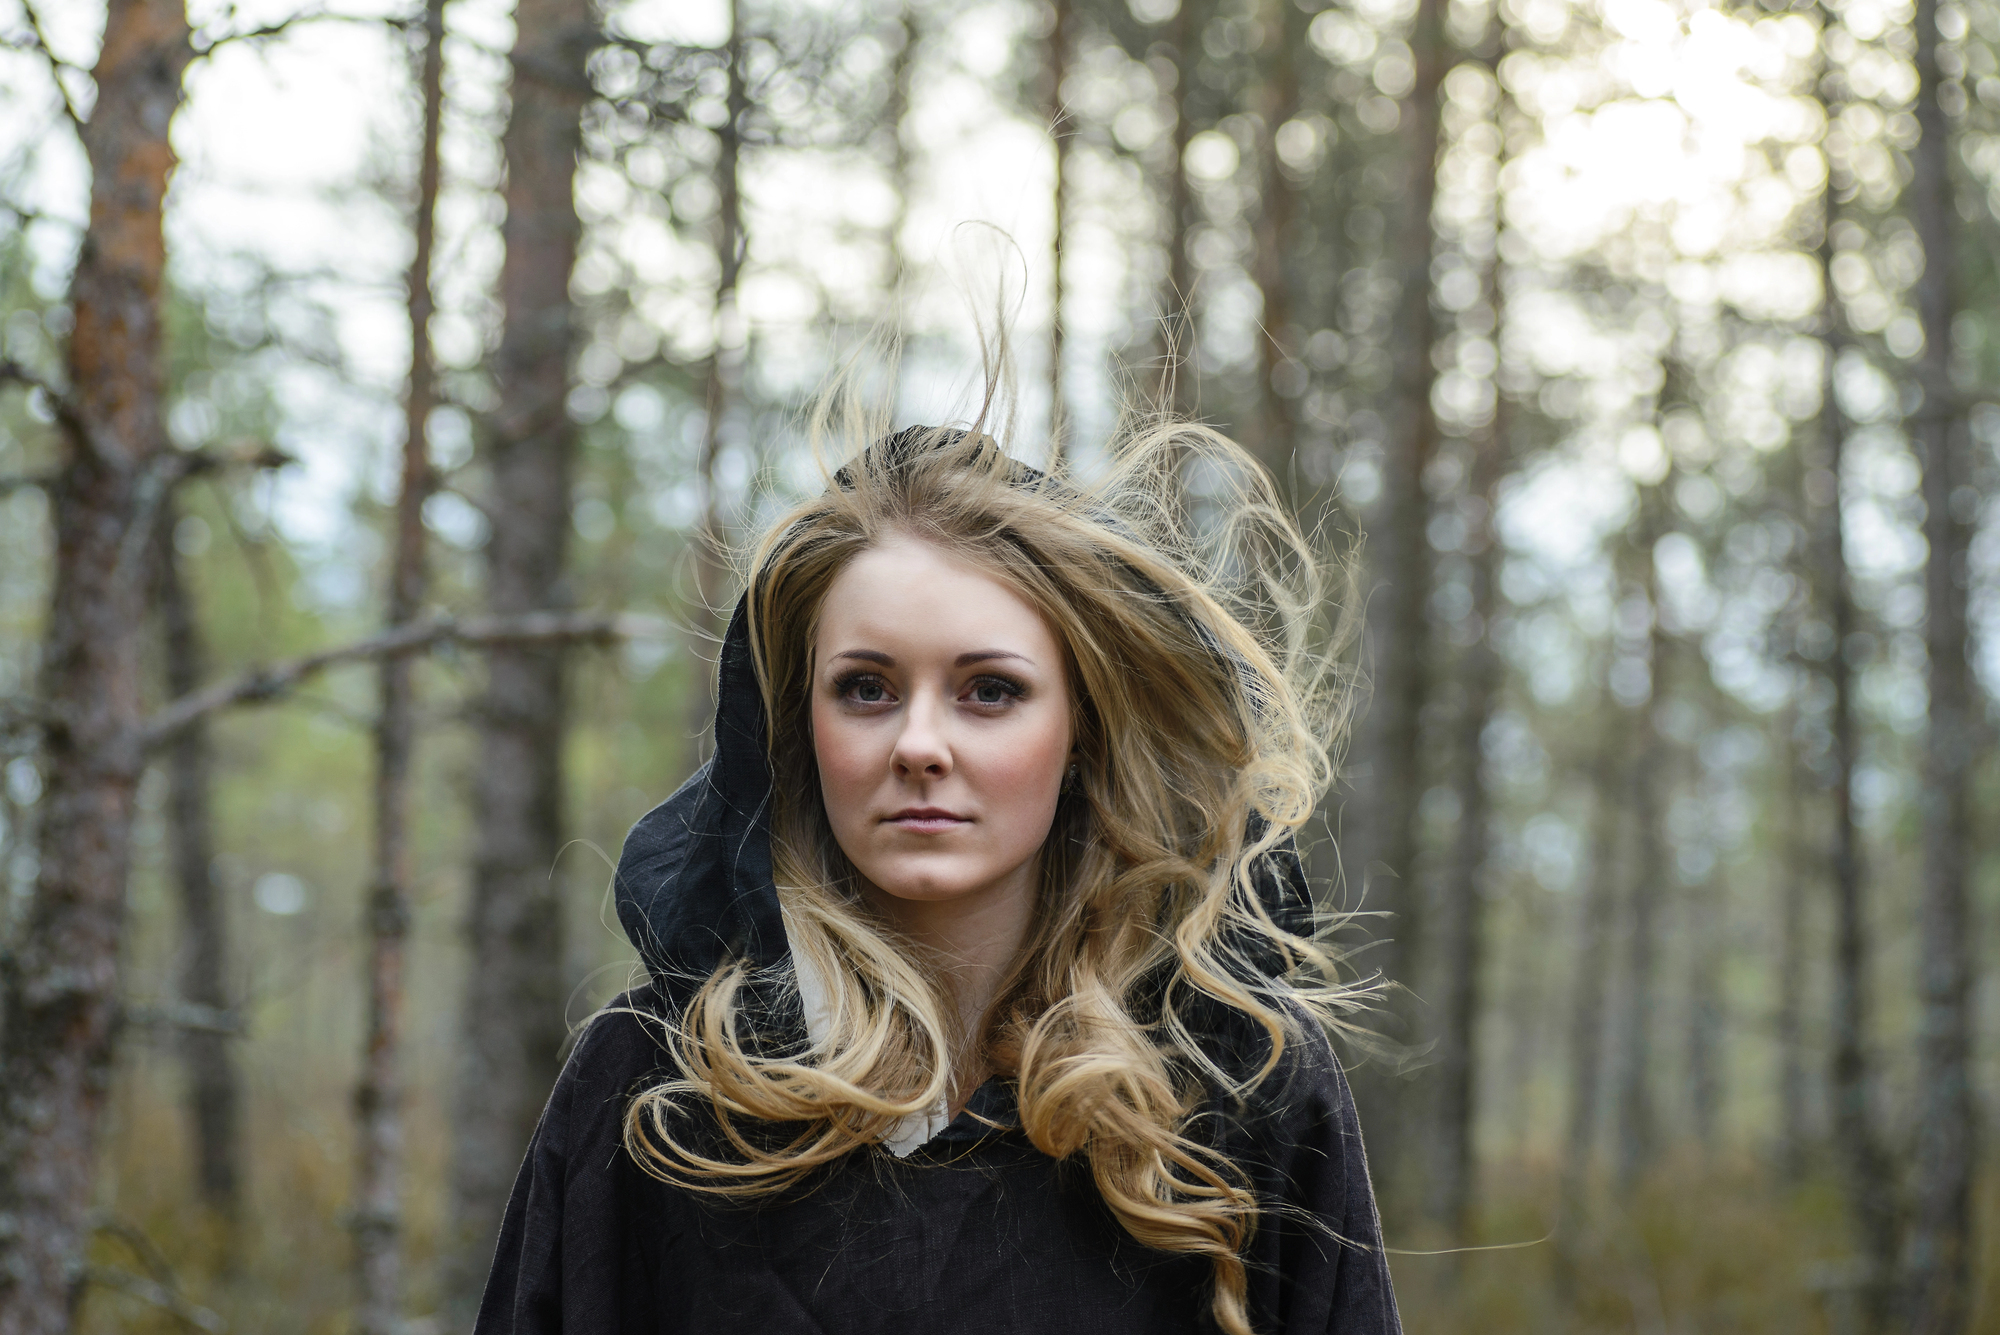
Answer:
[
  {"left": 15, "top": 1, "right": 85, "bottom": 131},
  {"left": 192, "top": 10, "right": 408, "bottom": 58},
  {"left": 138, "top": 610, "right": 668, "bottom": 750},
  {"left": 81, "top": 1267, "right": 226, "bottom": 1334},
  {"left": 0, "top": 357, "right": 98, "bottom": 456},
  {"left": 122, "top": 1000, "right": 244, "bottom": 1036},
  {"left": 0, "top": 357, "right": 68, "bottom": 402},
  {"left": 0, "top": 472, "right": 52, "bottom": 495}
]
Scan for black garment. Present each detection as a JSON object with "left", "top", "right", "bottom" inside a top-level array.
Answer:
[{"left": 475, "top": 438, "right": 1402, "bottom": 1333}]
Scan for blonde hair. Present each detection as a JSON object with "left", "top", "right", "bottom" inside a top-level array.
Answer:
[{"left": 624, "top": 378, "right": 1361, "bottom": 1335}]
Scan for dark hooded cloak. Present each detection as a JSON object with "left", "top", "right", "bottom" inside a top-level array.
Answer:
[{"left": 473, "top": 437, "right": 1402, "bottom": 1335}]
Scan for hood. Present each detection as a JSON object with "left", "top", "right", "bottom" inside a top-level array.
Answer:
[
  {"left": 615, "top": 595, "right": 789, "bottom": 1007},
  {"left": 612, "top": 431, "right": 1315, "bottom": 1013}
]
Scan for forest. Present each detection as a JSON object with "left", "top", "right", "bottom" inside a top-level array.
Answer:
[{"left": 0, "top": 0, "right": 1995, "bottom": 1328}]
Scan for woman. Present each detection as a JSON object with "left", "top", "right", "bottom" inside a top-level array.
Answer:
[{"left": 475, "top": 415, "right": 1400, "bottom": 1334}]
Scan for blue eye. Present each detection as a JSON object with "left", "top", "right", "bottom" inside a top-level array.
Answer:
[
  {"left": 968, "top": 676, "right": 1025, "bottom": 706},
  {"left": 834, "top": 671, "right": 893, "bottom": 705}
]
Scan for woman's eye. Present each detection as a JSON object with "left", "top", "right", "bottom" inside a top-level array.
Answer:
[
  {"left": 835, "top": 674, "right": 892, "bottom": 705},
  {"left": 968, "top": 678, "right": 1021, "bottom": 706}
]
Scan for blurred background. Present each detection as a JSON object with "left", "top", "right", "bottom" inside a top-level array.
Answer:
[{"left": 0, "top": 0, "right": 1995, "bottom": 1329}]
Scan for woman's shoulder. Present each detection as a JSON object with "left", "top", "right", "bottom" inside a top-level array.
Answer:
[{"left": 545, "top": 983, "right": 680, "bottom": 1117}]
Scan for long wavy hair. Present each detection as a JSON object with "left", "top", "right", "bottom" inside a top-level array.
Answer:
[{"left": 624, "top": 376, "right": 1362, "bottom": 1335}]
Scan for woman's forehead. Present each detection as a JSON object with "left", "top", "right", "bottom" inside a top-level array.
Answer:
[{"left": 814, "top": 535, "right": 1060, "bottom": 665}]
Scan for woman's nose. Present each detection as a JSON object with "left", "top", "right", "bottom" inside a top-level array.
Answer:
[{"left": 890, "top": 694, "right": 952, "bottom": 778}]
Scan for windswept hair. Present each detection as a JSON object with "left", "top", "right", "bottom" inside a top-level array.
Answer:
[{"left": 624, "top": 353, "right": 1363, "bottom": 1335}]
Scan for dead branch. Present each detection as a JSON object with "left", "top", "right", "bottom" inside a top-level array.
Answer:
[
  {"left": 192, "top": 10, "right": 408, "bottom": 58},
  {"left": 122, "top": 1000, "right": 244, "bottom": 1036},
  {"left": 0, "top": 472, "right": 52, "bottom": 495},
  {"left": 138, "top": 611, "right": 668, "bottom": 750},
  {"left": 81, "top": 1267, "right": 226, "bottom": 1334},
  {"left": 0, "top": 356, "right": 97, "bottom": 456},
  {"left": 15, "top": 1, "right": 84, "bottom": 131}
]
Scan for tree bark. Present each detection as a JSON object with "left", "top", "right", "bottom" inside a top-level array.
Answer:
[
  {"left": 681, "top": 0, "right": 746, "bottom": 777},
  {"left": 884, "top": 2, "right": 918, "bottom": 294},
  {"left": 446, "top": 0, "right": 591, "bottom": 1315},
  {"left": 1906, "top": 0, "right": 1975, "bottom": 1323},
  {"left": 1158, "top": 0, "right": 1203, "bottom": 415},
  {"left": 1347, "top": 0, "right": 1446, "bottom": 1210},
  {"left": 155, "top": 505, "right": 243, "bottom": 1232},
  {"left": 0, "top": 3, "right": 190, "bottom": 1330},
  {"left": 1554, "top": 724, "right": 1624, "bottom": 1288},
  {"left": 1044, "top": 0, "right": 1071, "bottom": 461},
  {"left": 354, "top": 1, "right": 444, "bottom": 1328},
  {"left": 1812, "top": 154, "right": 1899, "bottom": 1325},
  {"left": 1248, "top": 0, "right": 1301, "bottom": 501},
  {"left": 1774, "top": 738, "right": 1809, "bottom": 1184},
  {"left": 1612, "top": 486, "right": 1668, "bottom": 1191}
]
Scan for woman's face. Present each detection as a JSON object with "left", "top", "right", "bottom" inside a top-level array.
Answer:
[{"left": 811, "top": 533, "right": 1073, "bottom": 913}]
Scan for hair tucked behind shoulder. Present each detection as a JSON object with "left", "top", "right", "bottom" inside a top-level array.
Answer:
[{"left": 623, "top": 364, "right": 1364, "bottom": 1335}]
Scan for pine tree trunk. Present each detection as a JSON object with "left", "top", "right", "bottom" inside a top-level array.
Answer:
[
  {"left": 1774, "top": 745, "right": 1809, "bottom": 1183},
  {"left": 1813, "top": 167, "right": 1900, "bottom": 1326},
  {"left": 0, "top": 4, "right": 190, "bottom": 1329},
  {"left": 1553, "top": 722, "right": 1625, "bottom": 1289},
  {"left": 1348, "top": 0, "right": 1447, "bottom": 1210},
  {"left": 1905, "top": 0, "right": 1975, "bottom": 1323},
  {"left": 1685, "top": 874, "right": 1723, "bottom": 1149},
  {"left": 683, "top": 0, "right": 747, "bottom": 776},
  {"left": 446, "top": 0, "right": 590, "bottom": 1314},
  {"left": 1424, "top": 421, "right": 1501, "bottom": 1244},
  {"left": 1159, "top": 0, "right": 1203, "bottom": 415},
  {"left": 1612, "top": 488, "right": 1668, "bottom": 1191},
  {"left": 1248, "top": 0, "right": 1300, "bottom": 501},
  {"left": 155, "top": 507, "right": 243, "bottom": 1231},
  {"left": 354, "top": 3, "right": 445, "bottom": 1327},
  {"left": 1045, "top": 0, "right": 1071, "bottom": 459}
]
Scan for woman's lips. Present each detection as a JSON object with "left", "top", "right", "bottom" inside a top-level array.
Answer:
[{"left": 884, "top": 808, "right": 971, "bottom": 833}]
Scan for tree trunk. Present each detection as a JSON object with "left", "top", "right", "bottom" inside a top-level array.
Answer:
[
  {"left": 0, "top": 3, "right": 190, "bottom": 1329},
  {"left": 1347, "top": 0, "right": 1446, "bottom": 1210},
  {"left": 354, "top": 2, "right": 444, "bottom": 1328},
  {"left": 1612, "top": 488, "right": 1668, "bottom": 1191},
  {"left": 885, "top": 2, "right": 918, "bottom": 294},
  {"left": 446, "top": 0, "right": 590, "bottom": 1315},
  {"left": 682, "top": 0, "right": 747, "bottom": 777},
  {"left": 1554, "top": 718, "right": 1624, "bottom": 1289},
  {"left": 1774, "top": 740, "right": 1809, "bottom": 1184},
  {"left": 1044, "top": 0, "right": 1071, "bottom": 460},
  {"left": 155, "top": 506, "right": 243, "bottom": 1232},
  {"left": 1906, "top": 0, "right": 1975, "bottom": 1323},
  {"left": 1248, "top": 0, "right": 1301, "bottom": 501},
  {"left": 1813, "top": 162, "right": 1899, "bottom": 1325},
  {"left": 1423, "top": 432, "right": 1500, "bottom": 1245},
  {"left": 1685, "top": 873, "right": 1723, "bottom": 1149},
  {"left": 1158, "top": 0, "right": 1202, "bottom": 415}
]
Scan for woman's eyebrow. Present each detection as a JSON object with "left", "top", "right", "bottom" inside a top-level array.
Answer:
[
  {"left": 833, "top": 649, "right": 894, "bottom": 666},
  {"left": 955, "top": 650, "right": 1032, "bottom": 668}
]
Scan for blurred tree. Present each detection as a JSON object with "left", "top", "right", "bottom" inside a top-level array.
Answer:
[
  {"left": 684, "top": 0, "right": 749, "bottom": 773},
  {"left": 354, "top": 0, "right": 445, "bottom": 1329},
  {"left": 153, "top": 501, "right": 242, "bottom": 1235},
  {"left": 447, "top": 0, "right": 593, "bottom": 1313},
  {"left": 1810, "top": 28, "right": 1899, "bottom": 1316},
  {"left": 1045, "top": 0, "right": 1074, "bottom": 454},
  {"left": 1349, "top": 0, "right": 1448, "bottom": 1209},
  {"left": 1423, "top": 64, "right": 1511, "bottom": 1241},
  {"left": 1612, "top": 454, "right": 1672, "bottom": 1191},
  {"left": 1906, "top": 0, "right": 1978, "bottom": 1322},
  {"left": 0, "top": 1, "right": 192, "bottom": 1329}
]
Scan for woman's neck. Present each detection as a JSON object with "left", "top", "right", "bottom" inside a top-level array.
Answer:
[{"left": 865, "top": 864, "right": 1036, "bottom": 1100}]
